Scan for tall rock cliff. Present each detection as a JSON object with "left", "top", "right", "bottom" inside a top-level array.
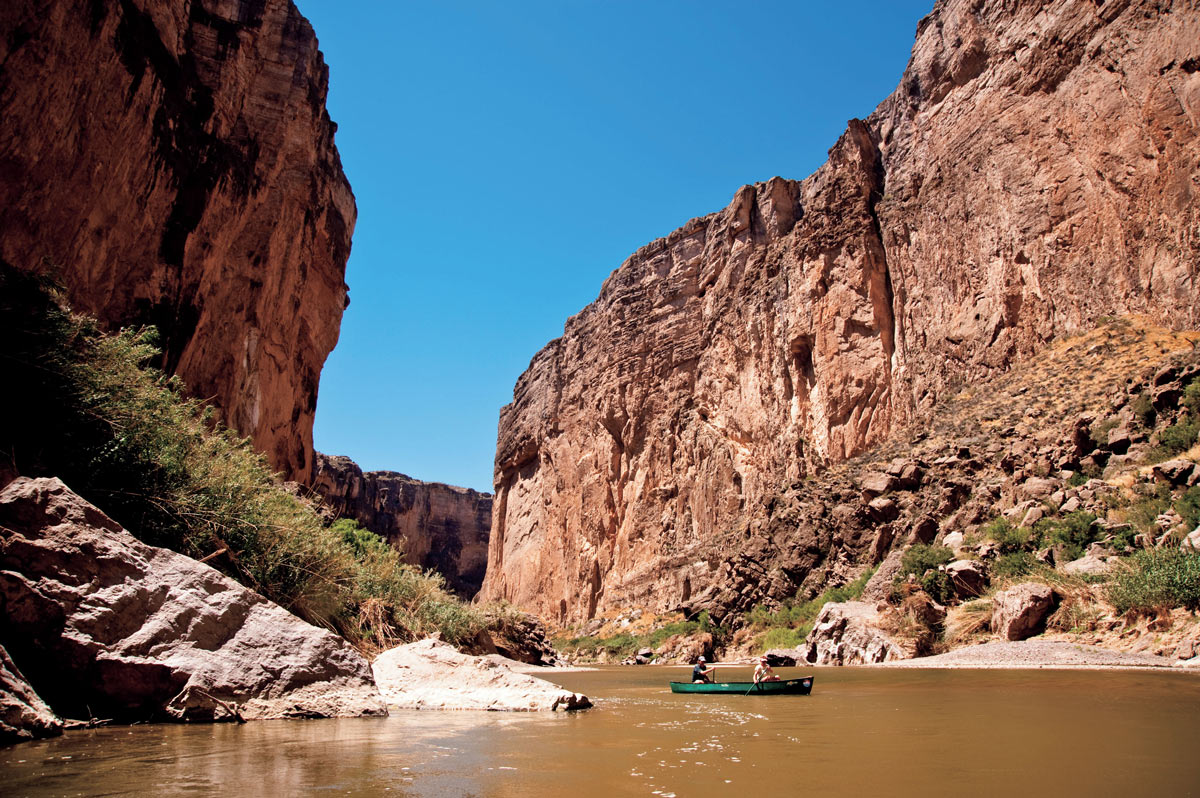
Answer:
[
  {"left": 311, "top": 454, "right": 493, "bottom": 598},
  {"left": 480, "top": 0, "right": 1200, "bottom": 625},
  {"left": 0, "top": 0, "right": 354, "bottom": 481}
]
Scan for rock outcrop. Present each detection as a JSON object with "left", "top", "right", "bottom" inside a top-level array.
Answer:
[
  {"left": 0, "top": 644, "right": 62, "bottom": 744},
  {"left": 802, "top": 602, "right": 909, "bottom": 666},
  {"left": 372, "top": 640, "right": 591, "bottom": 711},
  {"left": 482, "top": 0, "right": 1200, "bottom": 624},
  {"left": 0, "top": 0, "right": 354, "bottom": 481},
  {"left": 0, "top": 477, "right": 386, "bottom": 722},
  {"left": 310, "top": 454, "right": 492, "bottom": 598}
]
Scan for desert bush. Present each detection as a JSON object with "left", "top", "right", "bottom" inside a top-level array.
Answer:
[
  {"left": 1034, "top": 511, "right": 1098, "bottom": 561},
  {"left": 1089, "top": 417, "right": 1119, "bottom": 450},
  {"left": 0, "top": 264, "right": 484, "bottom": 649},
  {"left": 983, "top": 518, "right": 1033, "bottom": 554},
  {"left": 1107, "top": 549, "right": 1200, "bottom": 615},
  {"left": 1131, "top": 393, "right": 1156, "bottom": 428},
  {"left": 745, "top": 566, "right": 877, "bottom": 650},
  {"left": 899, "top": 544, "right": 955, "bottom": 577},
  {"left": 1151, "top": 419, "right": 1199, "bottom": 461},
  {"left": 944, "top": 599, "right": 992, "bottom": 645},
  {"left": 1175, "top": 486, "right": 1200, "bottom": 531},
  {"left": 992, "top": 551, "right": 1038, "bottom": 579},
  {"left": 761, "top": 627, "right": 806, "bottom": 650}
]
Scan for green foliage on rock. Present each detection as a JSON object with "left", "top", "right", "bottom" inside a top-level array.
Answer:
[
  {"left": 1033, "top": 511, "right": 1098, "bottom": 561},
  {"left": 746, "top": 566, "right": 878, "bottom": 649},
  {"left": 982, "top": 518, "right": 1033, "bottom": 554},
  {"left": 0, "top": 264, "right": 485, "bottom": 650}
]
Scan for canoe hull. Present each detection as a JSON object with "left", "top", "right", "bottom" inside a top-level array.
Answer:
[{"left": 668, "top": 677, "right": 814, "bottom": 695}]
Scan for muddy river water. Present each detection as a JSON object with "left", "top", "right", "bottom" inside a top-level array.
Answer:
[{"left": 4, "top": 665, "right": 1198, "bottom": 797}]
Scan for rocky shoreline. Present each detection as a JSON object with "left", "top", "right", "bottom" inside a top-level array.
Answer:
[{"left": 876, "top": 640, "right": 1195, "bottom": 670}]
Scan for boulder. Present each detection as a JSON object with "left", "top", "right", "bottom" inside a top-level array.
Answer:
[
  {"left": 946, "top": 560, "right": 989, "bottom": 598},
  {"left": 1, "top": 643, "right": 61, "bottom": 744},
  {"left": 1060, "top": 553, "right": 1117, "bottom": 576},
  {"left": 761, "top": 649, "right": 800, "bottom": 667},
  {"left": 991, "top": 583, "right": 1058, "bottom": 641},
  {"left": 0, "top": 477, "right": 387, "bottom": 722},
  {"left": 655, "top": 631, "right": 714, "bottom": 664},
  {"left": 860, "top": 472, "right": 898, "bottom": 498},
  {"left": 868, "top": 496, "right": 900, "bottom": 522},
  {"left": 941, "top": 531, "right": 965, "bottom": 551},
  {"left": 1151, "top": 460, "right": 1196, "bottom": 486},
  {"left": 803, "top": 602, "right": 908, "bottom": 666},
  {"left": 372, "top": 639, "right": 590, "bottom": 711},
  {"left": 909, "top": 516, "right": 940, "bottom": 545},
  {"left": 1019, "top": 477, "right": 1059, "bottom": 501},
  {"left": 1059, "top": 496, "right": 1082, "bottom": 514},
  {"left": 860, "top": 549, "right": 905, "bottom": 602}
]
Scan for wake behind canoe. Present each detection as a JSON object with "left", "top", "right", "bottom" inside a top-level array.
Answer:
[{"left": 668, "top": 677, "right": 814, "bottom": 695}]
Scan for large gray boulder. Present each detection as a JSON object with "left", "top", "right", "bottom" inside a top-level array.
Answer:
[
  {"left": 803, "top": 601, "right": 908, "bottom": 666},
  {"left": 372, "top": 639, "right": 591, "bottom": 711},
  {"left": 0, "top": 477, "right": 387, "bottom": 723},
  {"left": 1, "top": 643, "right": 61, "bottom": 744},
  {"left": 991, "top": 583, "right": 1058, "bottom": 641}
]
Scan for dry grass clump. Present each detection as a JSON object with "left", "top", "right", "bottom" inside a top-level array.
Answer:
[{"left": 944, "top": 599, "right": 993, "bottom": 645}]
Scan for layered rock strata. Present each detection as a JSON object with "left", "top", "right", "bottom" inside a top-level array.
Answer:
[
  {"left": 0, "top": 0, "right": 354, "bottom": 480},
  {"left": 0, "top": 477, "right": 386, "bottom": 722},
  {"left": 311, "top": 454, "right": 492, "bottom": 598},
  {"left": 482, "top": 0, "right": 1200, "bottom": 624}
]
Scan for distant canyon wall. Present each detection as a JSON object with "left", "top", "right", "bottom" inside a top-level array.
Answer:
[
  {"left": 481, "top": 0, "right": 1200, "bottom": 624},
  {"left": 311, "top": 454, "right": 492, "bottom": 599},
  {"left": 0, "top": 0, "right": 354, "bottom": 481}
]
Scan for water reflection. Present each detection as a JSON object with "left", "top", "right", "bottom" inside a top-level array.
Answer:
[{"left": 3, "top": 667, "right": 1198, "bottom": 797}]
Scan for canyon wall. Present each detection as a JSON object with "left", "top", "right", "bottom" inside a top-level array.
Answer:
[
  {"left": 311, "top": 454, "right": 492, "bottom": 598},
  {"left": 0, "top": 0, "right": 354, "bottom": 481},
  {"left": 481, "top": 0, "right": 1200, "bottom": 625}
]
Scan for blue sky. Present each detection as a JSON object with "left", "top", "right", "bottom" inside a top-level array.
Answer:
[{"left": 297, "top": 1, "right": 933, "bottom": 492}]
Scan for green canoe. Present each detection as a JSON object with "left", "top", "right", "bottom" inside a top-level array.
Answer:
[{"left": 668, "top": 677, "right": 814, "bottom": 695}]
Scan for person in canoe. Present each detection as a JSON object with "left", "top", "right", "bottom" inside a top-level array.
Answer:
[
  {"left": 753, "top": 656, "right": 781, "bottom": 684},
  {"left": 692, "top": 656, "right": 716, "bottom": 683}
]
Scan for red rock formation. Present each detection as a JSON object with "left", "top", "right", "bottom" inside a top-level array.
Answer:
[
  {"left": 311, "top": 454, "right": 493, "bottom": 598},
  {"left": 0, "top": 0, "right": 353, "bottom": 481},
  {"left": 481, "top": 0, "right": 1200, "bottom": 625}
]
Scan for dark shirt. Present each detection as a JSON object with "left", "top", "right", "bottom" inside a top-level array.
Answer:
[{"left": 692, "top": 663, "right": 709, "bottom": 682}]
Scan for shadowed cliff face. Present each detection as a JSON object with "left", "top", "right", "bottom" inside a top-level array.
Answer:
[
  {"left": 311, "top": 454, "right": 493, "bottom": 599},
  {"left": 481, "top": 0, "right": 1200, "bottom": 625},
  {"left": 0, "top": 0, "right": 354, "bottom": 481}
]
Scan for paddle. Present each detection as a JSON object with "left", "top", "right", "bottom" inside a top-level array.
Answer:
[{"left": 745, "top": 681, "right": 760, "bottom": 695}]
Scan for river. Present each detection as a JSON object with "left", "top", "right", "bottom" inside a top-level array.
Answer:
[{"left": 4, "top": 665, "right": 1198, "bottom": 797}]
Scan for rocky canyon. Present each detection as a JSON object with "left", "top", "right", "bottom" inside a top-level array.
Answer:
[
  {"left": 311, "top": 454, "right": 493, "bottom": 598},
  {"left": 480, "top": 0, "right": 1200, "bottom": 625},
  {"left": 0, "top": 0, "right": 354, "bottom": 481}
]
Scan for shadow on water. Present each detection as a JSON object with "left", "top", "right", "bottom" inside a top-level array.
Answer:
[{"left": 3, "top": 666, "right": 1199, "bottom": 797}]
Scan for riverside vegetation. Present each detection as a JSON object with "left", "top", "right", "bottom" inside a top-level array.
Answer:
[{"left": 0, "top": 263, "right": 510, "bottom": 653}]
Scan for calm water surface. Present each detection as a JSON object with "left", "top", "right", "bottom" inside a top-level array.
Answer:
[{"left": 4, "top": 666, "right": 1198, "bottom": 797}]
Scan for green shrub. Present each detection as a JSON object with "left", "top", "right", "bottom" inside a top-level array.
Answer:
[
  {"left": 1126, "top": 485, "right": 1172, "bottom": 535},
  {"left": 899, "top": 544, "right": 955, "bottom": 577},
  {"left": 1175, "top": 486, "right": 1200, "bottom": 531},
  {"left": 1184, "top": 380, "right": 1200, "bottom": 416},
  {"left": 1131, "top": 393, "right": 1156, "bottom": 428},
  {"left": 1154, "top": 419, "right": 1199, "bottom": 459},
  {"left": 0, "top": 264, "right": 485, "bottom": 650},
  {"left": 1089, "top": 417, "right": 1119, "bottom": 450},
  {"left": 992, "top": 552, "right": 1038, "bottom": 579},
  {"left": 1108, "top": 549, "right": 1200, "bottom": 614},
  {"left": 1067, "top": 471, "right": 1088, "bottom": 488},
  {"left": 744, "top": 566, "right": 877, "bottom": 652},
  {"left": 761, "top": 627, "right": 806, "bottom": 649},
  {"left": 983, "top": 518, "right": 1032, "bottom": 554},
  {"left": 919, "top": 570, "right": 954, "bottom": 604},
  {"left": 1034, "top": 511, "right": 1098, "bottom": 561}
]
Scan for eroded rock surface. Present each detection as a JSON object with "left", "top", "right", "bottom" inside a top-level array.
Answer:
[
  {"left": 0, "top": 0, "right": 354, "bottom": 481},
  {"left": 482, "top": 0, "right": 1200, "bottom": 625},
  {"left": 372, "top": 639, "right": 590, "bottom": 711},
  {"left": 803, "top": 602, "right": 909, "bottom": 666},
  {"left": 0, "top": 477, "right": 386, "bottom": 722},
  {"left": 310, "top": 454, "right": 492, "bottom": 598},
  {"left": 0, "top": 644, "right": 61, "bottom": 744}
]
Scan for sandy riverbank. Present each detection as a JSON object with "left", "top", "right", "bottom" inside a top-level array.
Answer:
[{"left": 877, "top": 640, "right": 1200, "bottom": 670}]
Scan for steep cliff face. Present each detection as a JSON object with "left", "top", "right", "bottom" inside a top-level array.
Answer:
[
  {"left": 311, "top": 454, "right": 492, "bottom": 598},
  {"left": 481, "top": 0, "right": 1200, "bottom": 625},
  {"left": 0, "top": 0, "right": 354, "bottom": 481}
]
